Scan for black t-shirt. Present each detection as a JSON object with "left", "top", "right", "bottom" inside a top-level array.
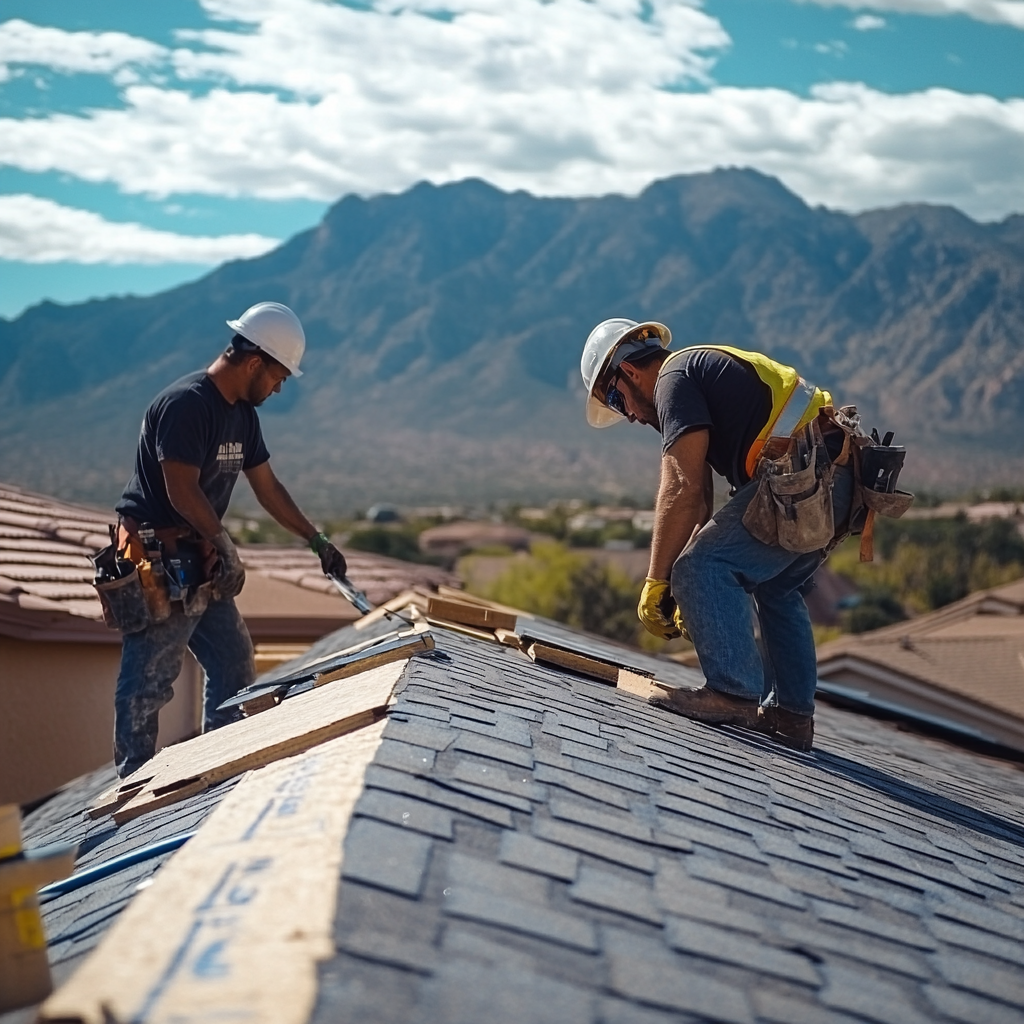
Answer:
[
  {"left": 654, "top": 348, "right": 773, "bottom": 488},
  {"left": 117, "top": 371, "right": 270, "bottom": 528}
]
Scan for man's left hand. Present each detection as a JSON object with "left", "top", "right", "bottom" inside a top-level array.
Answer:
[{"left": 311, "top": 532, "right": 347, "bottom": 578}]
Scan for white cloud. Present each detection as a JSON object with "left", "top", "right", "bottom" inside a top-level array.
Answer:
[
  {"left": 0, "top": 1, "right": 1021, "bottom": 223},
  {"left": 796, "top": 0, "right": 1024, "bottom": 29},
  {"left": 0, "top": 195, "right": 279, "bottom": 264},
  {"left": 0, "top": 18, "right": 167, "bottom": 76},
  {"left": 852, "top": 13, "right": 888, "bottom": 27}
]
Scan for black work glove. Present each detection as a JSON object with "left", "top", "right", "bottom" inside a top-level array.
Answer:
[
  {"left": 311, "top": 532, "right": 347, "bottom": 578},
  {"left": 210, "top": 528, "right": 246, "bottom": 599}
]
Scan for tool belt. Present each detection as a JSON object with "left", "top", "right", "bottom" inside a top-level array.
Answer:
[
  {"left": 92, "top": 518, "right": 215, "bottom": 633},
  {"left": 742, "top": 406, "right": 913, "bottom": 559}
]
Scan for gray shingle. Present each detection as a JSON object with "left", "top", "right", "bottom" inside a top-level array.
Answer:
[
  {"left": 384, "top": 718, "right": 458, "bottom": 750},
  {"left": 652, "top": 873, "right": 765, "bottom": 936},
  {"left": 756, "top": 833, "right": 858, "bottom": 878},
  {"left": 769, "top": 863, "right": 860, "bottom": 907},
  {"left": 753, "top": 991, "right": 865, "bottom": 1024},
  {"left": 453, "top": 732, "right": 535, "bottom": 769},
  {"left": 446, "top": 850, "right": 549, "bottom": 902},
  {"left": 813, "top": 901, "right": 938, "bottom": 950},
  {"left": 544, "top": 754, "right": 656, "bottom": 794},
  {"left": 929, "top": 917, "right": 1024, "bottom": 967},
  {"left": 353, "top": 789, "right": 454, "bottom": 839},
  {"left": 568, "top": 865, "right": 663, "bottom": 925},
  {"left": 338, "top": 930, "right": 439, "bottom": 974},
  {"left": 452, "top": 712, "right": 533, "bottom": 747},
  {"left": 548, "top": 797, "right": 653, "bottom": 844},
  {"left": 434, "top": 778, "right": 534, "bottom": 813},
  {"left": 415, "top": 961, "right": 594, "bottom": 1024},
  {"left": 442, "top": 886, "right": 598, "bottom": 952},
  {"left": 603, "top": 927, "right": 754, "bottom": 1024},
  {"left": 559, "top": 741, "right": 659, "bottom": 779},
  {"left": 849, "top": 836, "right": 982, "bottom": 895},
  {"left": 532, "top": 762, "right": 635, "bottom": 808},
  {"left": 657, "top": 818, "right": 766, "bottom": 864},
  {"left": 932, "top": 951, "right": 1024, "bottom": 1008},
  {"left": 923, "top": 982, "right": 1024, "bottom": 1024},
  {"left": 390, "top": 700, "right": 450, "bottom": 723},
  {"left": 542, "top": 720, "right": 609, "bottom": 749},
  {"left": 364, "top": 765, "right": 514, "bottom": 828},
  {"left": 375, "top": 739, "right": 438, "bottom": 774},
  {"left": 665, "top": 917, "right": 820, "bottom": 986},
  {"left": 499, "top": 831, "right": 580, "bottom": 882},
  {"left": 775, "top": 920, "right": 930, "bottom": 979},
  {"left": 533, "top": 818, "right": 657, "bottom": 873},
  {"left": 342, "top": 819, "right": 434, "bottom": 897},
  {"left": 656, "top": 794, "right": 763, "bottom": 837},
  {"left": 685, "top": 857, "right": 807, "bottom": 909},
  {"left": 450, "top": 760, "right": 546, "bottom": 801},
  {"left": 934, "top": 898, "right": 1024, "bottom": 941},
  {"left": 820, "top": 963, "right": 936, "bottom": 1024}
]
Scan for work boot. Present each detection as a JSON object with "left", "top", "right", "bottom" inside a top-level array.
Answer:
[
  {"left": 649, "top": 686, "right": 761, "bottom": 728},
  {"left": 757, "top": 705, "right": 814, "bottom": 752}
]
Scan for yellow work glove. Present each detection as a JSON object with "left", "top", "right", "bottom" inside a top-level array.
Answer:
[{"left": 638, "top": 578, "right": 682, "bottom": 641}]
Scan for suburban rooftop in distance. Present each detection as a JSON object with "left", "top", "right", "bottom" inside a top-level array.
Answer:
[{"left": 6, "top": 589, "right": 1024, "bottom": 1024}]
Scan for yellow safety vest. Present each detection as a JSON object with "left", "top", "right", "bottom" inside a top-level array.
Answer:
[{"left": 664, "top": 345, "right": 832, "bottom": 479}]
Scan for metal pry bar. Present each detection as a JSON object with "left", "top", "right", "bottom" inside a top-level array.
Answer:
[{"left": 326, "top": 571, "right": 373, "bottom": 615}]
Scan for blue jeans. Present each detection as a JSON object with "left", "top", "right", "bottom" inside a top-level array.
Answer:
[
  {"left": 113, "top": 597, "right": 255, "bottom": 777},
  {"left": 671, "top": 463, "right": 854, "bottom": 717}
]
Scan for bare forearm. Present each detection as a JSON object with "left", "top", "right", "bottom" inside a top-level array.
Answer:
[
  {"left": 648, "top": 480, "right": 706, "bottom": 580},
  {"left": 163, "top": 467, "right": 224, "bottom": 540},
  {"left": 251, "top": 472, "right": 317, "bottom": 542}
]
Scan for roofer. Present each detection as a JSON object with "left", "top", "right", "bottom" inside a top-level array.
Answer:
[
  {"left": 105, "top": 302, "right": 346, "bottom": 778},
  {"left": 580, "top": 319, "right": 860, "bottom": 751}
]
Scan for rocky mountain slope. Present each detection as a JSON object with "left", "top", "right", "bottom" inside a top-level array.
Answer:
[{"left": 2, "top": 169, "right": 1022, "bottom": 511}]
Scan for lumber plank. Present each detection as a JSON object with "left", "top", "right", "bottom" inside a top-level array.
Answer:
[
  {"left": 41, "top": 722, "right": 387, "bottom": 1024},
  {"left": 424, "top": 615, "right": 501, "bottom": 643},
  {"left": 616, "top": 668, "right": 664, "bottom": 701},
  {"left": 89, "top": 660, "right": 405, "bottom": 825},
  {"left": 526, "top": 642, "right": 619, "bottom": 684},
  {"left": 426, "top": 596, "right": 517, "bottom": 633},
  {"left": 314, "top": 632, "right": 434, "bottom": 685},
  {"left": 494, "top": 628, "right": 522, "bottom": 649}
]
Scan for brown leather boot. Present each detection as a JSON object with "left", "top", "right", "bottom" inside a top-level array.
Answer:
[
  {"left": 757, "top": 705, "right": 814, "bottom": 751},
  {"left": 649, "top": 686, "right": 761, "bottom": 728}
]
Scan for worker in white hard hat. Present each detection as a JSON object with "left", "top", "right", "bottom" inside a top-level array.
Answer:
[
  {"left": 580, "top": 317, "right": 858, "bottom": 752},
  {"left": 110, "top": 302, "right": 346, "bottom": 778}
]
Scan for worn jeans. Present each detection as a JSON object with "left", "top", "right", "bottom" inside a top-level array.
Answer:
[
  {"left": 113, "top": 596, "right": 255, "bottom": 777},
  {"left": 672, "top": 462, "right": 854, "bottom": 717}
]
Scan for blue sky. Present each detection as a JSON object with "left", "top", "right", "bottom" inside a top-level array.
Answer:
[{"left": 1, "top": 0, "right": 1022, "bottom": 318}]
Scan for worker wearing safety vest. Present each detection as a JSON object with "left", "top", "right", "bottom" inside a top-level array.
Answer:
[{"left": 580, "top": 318, "right": 855, "bottom": 751}]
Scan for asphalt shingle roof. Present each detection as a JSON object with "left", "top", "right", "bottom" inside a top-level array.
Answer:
[{"left": 9, "top": 615, "right": 1024, "bottom": 1024}]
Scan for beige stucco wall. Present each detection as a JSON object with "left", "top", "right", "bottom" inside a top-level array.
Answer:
[{"left": 0, "top": 636, "right": 202, "bottom": 806}]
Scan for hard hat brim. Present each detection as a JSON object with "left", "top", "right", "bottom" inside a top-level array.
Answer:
[{"left": 225, "top": 318, "right": 304, "bottom": 377}]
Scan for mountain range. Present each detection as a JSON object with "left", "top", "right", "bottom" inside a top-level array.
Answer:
[{"left": 2, "top": 168, "right": 1023, "bottom": 512}]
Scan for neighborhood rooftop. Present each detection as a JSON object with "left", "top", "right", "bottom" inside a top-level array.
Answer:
[{"left": 6, "top": 592, "right": 1024, "bottom": 1024}]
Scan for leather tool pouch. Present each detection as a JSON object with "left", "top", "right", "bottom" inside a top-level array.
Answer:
[
  {"left": 743, "top": 421, "right": 836, "bottom": 553},
  {"left": 92, "top": 529, "right": 151, "bottom": 634}
]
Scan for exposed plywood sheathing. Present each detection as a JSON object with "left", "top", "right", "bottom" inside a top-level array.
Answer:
[
  {"left": 616, "top": 667, "right": 674, "bottom": 700},
  {"left": 88, "top": 660, "right": 406, "bottom": 825},
  {"left": 40, "top": 721, "right": 387, "bottom": 1024}
]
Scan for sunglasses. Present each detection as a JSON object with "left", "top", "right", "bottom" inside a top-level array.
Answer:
[{"left": 605, "top": 372, "right": 627, "bottom": 416}]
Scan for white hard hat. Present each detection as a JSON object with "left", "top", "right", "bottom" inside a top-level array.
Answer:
[
  {"left": 580, "top": 318, "right": 671, "bottom": 427},
  {"left": 226, "top": 301, "right": 305, "bottom": 377}
]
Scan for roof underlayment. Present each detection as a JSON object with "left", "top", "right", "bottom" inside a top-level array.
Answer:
[{"left": 6, "top": 594, "right": 1024, "bottom": 1024}]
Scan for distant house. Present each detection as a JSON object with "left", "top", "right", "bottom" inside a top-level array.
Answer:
[
  {"left": 0, "top": 482, "right": 456, "bottom": 807},
  {"left": 419, "top": 520, "right": 531, "bottom": 560},
  {"left": 817, "top": 576, "right": 1024, "bottom": 753}
]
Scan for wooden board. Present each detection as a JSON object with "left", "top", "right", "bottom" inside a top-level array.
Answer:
[
  {"left": 494, "top": 628, "right": 522, "bottom": 650},
  {"left": 424, "top": 616, "right": 501, "bottom": 643},
  {"left": 42, "top": 722, "right": 386, "bottom": 1024},
  {"left": 616, "top": 668, "right": 668, "bottom": 701},
  {"left": 315, "top": 632, "right": 434, "bottom": 685},
  {"left": 88, "top": 660, "right": 405, "bottom": 825},
  {"left": 426, "top": 596, "right": 517, "bottom": 633},
  {"left": 526, "top": 642, "right": 620, "bottom": 684}
]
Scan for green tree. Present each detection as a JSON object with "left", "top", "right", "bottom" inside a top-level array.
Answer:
[{"left": 483, "top": 542, "right": 640, "bottom": 645}]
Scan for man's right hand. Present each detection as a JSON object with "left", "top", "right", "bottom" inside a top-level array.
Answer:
[
  {"left": 210, "top": 528, "right": 246, "bottom": 599},
  {"left": 638, "top": 577, "right": 683, "bottom": 640},
  {"left": 310, "top": 532, "right": 347, "bottom": 578}
]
